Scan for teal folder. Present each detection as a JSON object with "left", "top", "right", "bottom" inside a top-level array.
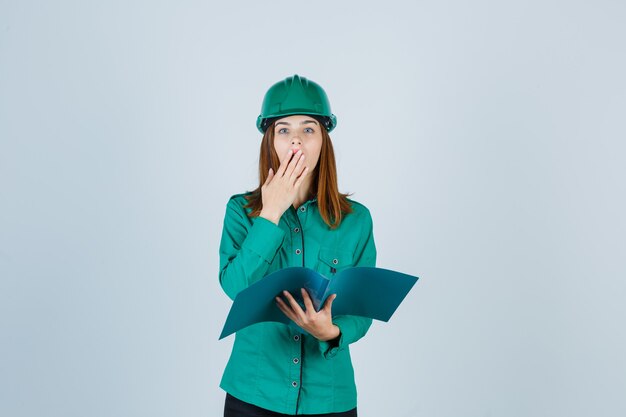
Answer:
[{"left": 219, "top": 266, "right": 419, "bottom": 339}]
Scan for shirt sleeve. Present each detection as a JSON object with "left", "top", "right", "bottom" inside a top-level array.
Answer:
[
  {"left": 218, "top": 196, "right": 286, "bottom": 300},
  {"left": 318, "top": 207, "right": 377, "bottom": 359}
]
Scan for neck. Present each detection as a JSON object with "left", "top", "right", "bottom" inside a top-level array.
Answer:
[{"left": 292, "top": 176, "right": 314, "bottom": 209}]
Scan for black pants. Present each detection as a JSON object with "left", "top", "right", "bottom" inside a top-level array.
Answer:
[{"left": 224, "top": 393, "right": 358, "bottom": 417}]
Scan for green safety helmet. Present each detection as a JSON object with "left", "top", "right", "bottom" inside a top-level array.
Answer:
[{"left": 256, "top": 74, "right": 337, "bottom": 133}]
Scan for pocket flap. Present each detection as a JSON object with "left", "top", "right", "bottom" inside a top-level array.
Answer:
[{"left": 318, "top": 248, "right": 354, "bottom": 268}]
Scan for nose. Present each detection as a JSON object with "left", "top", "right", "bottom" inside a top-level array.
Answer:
[{"left": 291, "top": 136, "right": 302, "bottom": 145}]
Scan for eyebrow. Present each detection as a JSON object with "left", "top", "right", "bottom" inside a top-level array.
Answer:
[{"left": 275, "top": 119, "right": 319, "bottom": 127}]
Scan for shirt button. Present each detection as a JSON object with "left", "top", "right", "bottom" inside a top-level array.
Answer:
[
  {"left": 332, "top": 258, "right": 338, "bottom": 265},
  {"left": 293, "top": 358, "right": 299, "bottom": 364},
  {"left": 292, "top": 381, "right": 298, "bottom": 387},
  {"left": 295, "top": 249, "right": 301, "bottom": 255},
  {"left": 293, "top": 335, "right": 300, "bottom": 341},
  {"left": 293, "top": 227, "right": 300, "bottom": 233},
  {"left": 300, "top": 206, "right": 306, "bottom": 212}
]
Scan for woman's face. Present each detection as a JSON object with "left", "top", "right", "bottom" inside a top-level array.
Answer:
[{"left": 273, "top": 114, "right": 324, "bottom": 173}]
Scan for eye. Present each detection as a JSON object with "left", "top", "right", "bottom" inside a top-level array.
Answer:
[
  {"left": 277, "top": 128, "right": 288, "bottom": 134},
  {"left": 304, "top": 127, "right": 314, "bottom": 133}
]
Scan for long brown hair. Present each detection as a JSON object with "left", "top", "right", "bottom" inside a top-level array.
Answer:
[{"left": 243, "top": 119, "right": 353, "bottom": 229}]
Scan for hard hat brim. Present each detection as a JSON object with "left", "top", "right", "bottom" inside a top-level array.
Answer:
[{"left": 257, "top": 112, "right": 337, "bottom": 133}]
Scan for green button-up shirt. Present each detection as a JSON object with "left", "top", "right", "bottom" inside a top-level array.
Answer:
[{"left": 218, "top": 192, "right": 377, "bottom": 415}]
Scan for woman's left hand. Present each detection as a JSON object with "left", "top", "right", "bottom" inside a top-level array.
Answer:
[{"left": 276, "top": 288, "right": 340, "bottom": 342}]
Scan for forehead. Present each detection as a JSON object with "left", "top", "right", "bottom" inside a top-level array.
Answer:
[{"left": 274, "top": 114, "right": 318, "bottom": 125}]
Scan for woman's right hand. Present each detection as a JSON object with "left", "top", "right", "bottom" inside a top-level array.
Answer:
[{"left": 259, "top": 148, "right": 309, "bottom": 224}]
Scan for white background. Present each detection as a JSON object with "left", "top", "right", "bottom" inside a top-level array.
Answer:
[{"left": 1, "top": 1, "right": 625, "bottom": 416}]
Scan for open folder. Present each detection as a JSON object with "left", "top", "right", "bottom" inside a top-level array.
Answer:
[{"left": 219, "top": 266, "right": 419, "bottom": 339}]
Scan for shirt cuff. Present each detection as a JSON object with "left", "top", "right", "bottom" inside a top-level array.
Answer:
[
  {"left": 240, "top": 215, "right": 286, "bottom": 264},
  {"left": 318, "top": 323, "right": 345, "bottom": 359}
]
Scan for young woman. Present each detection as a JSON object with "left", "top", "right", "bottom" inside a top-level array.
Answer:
[{"left": 218, "top": 74, "right": 377, "bottom": 416}]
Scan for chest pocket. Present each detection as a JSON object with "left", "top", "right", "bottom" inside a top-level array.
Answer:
[{"left": 317, "top": 247, "right": 354, "bottom": 277}]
